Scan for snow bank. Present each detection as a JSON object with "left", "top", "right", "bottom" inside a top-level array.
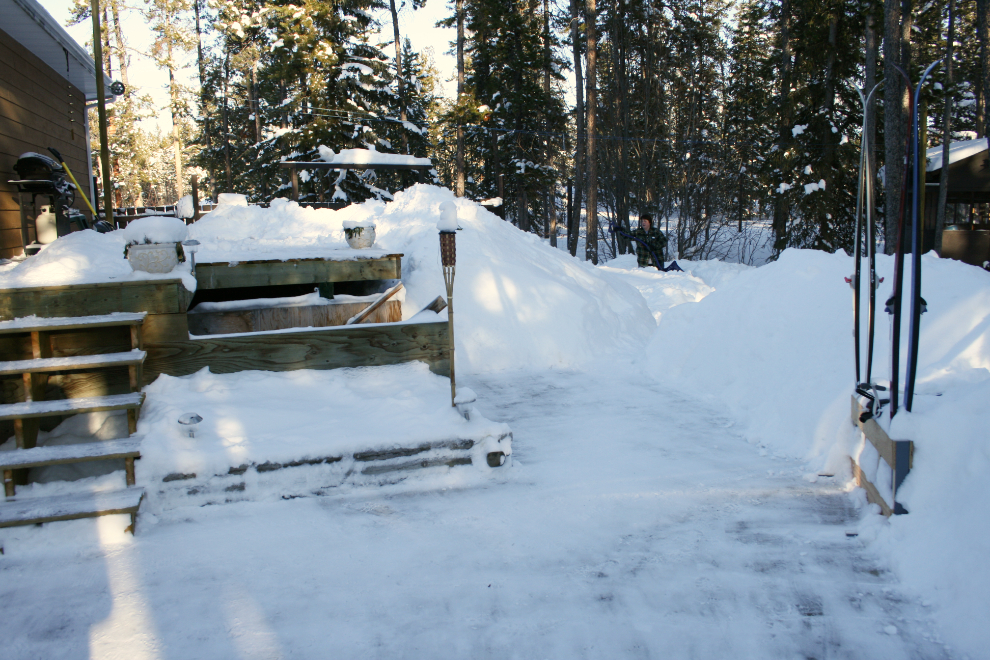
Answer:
[
  {"left": 191, "top": 186, "right": 653, "bottom": 372},
  {"left": 599, "top": 254, "right": 749, "bottom": 323},
  {"left": 0, "top": 228, "right": 197, "bottom": 290},
  {"left": 134, "top": 363, "right": 510, "bottom": 488},
  {"left": 645, "top": 247, "right": 990, "bottom": 657}
]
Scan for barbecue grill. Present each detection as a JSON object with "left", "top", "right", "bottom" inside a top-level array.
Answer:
[{"left": 9, "top": 152, "right": 87, "bottom": 256}]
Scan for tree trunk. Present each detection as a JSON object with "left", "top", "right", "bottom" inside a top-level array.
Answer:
[
  {"left": 772, "top": 0, "right": 793, "bottom": 254},
  {"left": 222, "top": 55, "right": 232, "bottom": 191},
  {"left": 883, "top": 0, "right": 906, "bottom": 254},
  {"left": 978, "top": 0, "right": 990, "bottom": 136},
  {"left": 544, "top": 0, "right": 557, "bottom": 246},
  {"left": 585, "top": 0, "right": 598, "bottom": 264},
  {"left": 569, "top": 0, "right": 584, "bottom": 257},
  {"left": 455, "top": 0, "right": 465, "bottom": 197},
  {"left": 168, "top": 37, "right": 183, "bottom": 200},
  {"left": 389, "top": 0, "right": 409, "bottom": 154},
  {"left": 936, "top": 0, "right": 955, "bottom": 253}
]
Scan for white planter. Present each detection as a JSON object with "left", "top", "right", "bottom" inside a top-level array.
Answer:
[
  {"left": 344, "top": 225, "right": 376, "bottom": 249},
  {"left": 127, "top": 242, "right": 181, "bottom": 273}
]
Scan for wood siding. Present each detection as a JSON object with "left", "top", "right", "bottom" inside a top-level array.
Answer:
[{"left": 0, "top": 27, "right": 90, "bottom": 259}]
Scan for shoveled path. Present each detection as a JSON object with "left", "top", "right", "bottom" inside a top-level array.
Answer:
[{"left": 0, "top": 366, "right": 953, "bottom": 659}]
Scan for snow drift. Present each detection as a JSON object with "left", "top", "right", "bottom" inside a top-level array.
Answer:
[
  {"left": 187, "top": 185, "right": 654, "bottom": 372},
  {"left": 644, "top": 247, "right": 990, "bottom": 658}
]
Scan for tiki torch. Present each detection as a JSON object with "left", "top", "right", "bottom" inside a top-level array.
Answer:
[{"left": 438, "top": 202, "right": 458, "bottom": 407}]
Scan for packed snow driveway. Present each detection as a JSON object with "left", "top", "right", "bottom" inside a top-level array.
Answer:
[{"left": 0, "top": 366, "right": 952, "bottom": 659}]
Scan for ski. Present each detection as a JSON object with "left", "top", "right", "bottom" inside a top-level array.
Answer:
[
  {"left": 904, "top": 61, "right": 942, "bottom": 412},
  {"left": 853, "top": 83, "right": 883, "bottom": 390},
  {"left": 885, "top": 65, "right": 915, "bottom": 420}
]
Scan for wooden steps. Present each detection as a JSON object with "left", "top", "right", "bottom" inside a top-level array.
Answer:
[
  {"left": 0, "top": 350, "right": 146, "bottom": 376},
  {"left": 0, "top": 486, "right": 145, "bottom": 530},
  {"left": 0, "top": 314, "right": 150, "bottom": 535}
]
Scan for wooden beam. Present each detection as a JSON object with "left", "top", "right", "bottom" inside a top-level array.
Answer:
[
  {"left": 187, "top": 300, "right": 400, "bottom": 336},
  {"left": 0, "top": 281, "right": 186, "bottom": 320},
  {"left": 346, "top": 283, "right": 404, "bottom": 325},
  {"left": 850, "top": 396, "right": 914, "bottom": 515},
  {"left": 850, "top": 457, "right": 894, "bottom": 517},
  {"left": 143, "top": 320, "right": 450, "bottom": 381},
  {"left": 194, "top": 256, "right": 402, "bottom": 290}
]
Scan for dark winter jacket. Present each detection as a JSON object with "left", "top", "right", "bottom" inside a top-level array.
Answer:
[{"left": 632, "top": 226, "right": 668, "bottom": 268}]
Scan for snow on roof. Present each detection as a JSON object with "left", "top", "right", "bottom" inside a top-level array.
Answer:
[
  {"left": 317, "top": 146, "right": 431, "bottom": 167},
  {"left": 926, "top": 137, "right": 989, "bottom": 172}
]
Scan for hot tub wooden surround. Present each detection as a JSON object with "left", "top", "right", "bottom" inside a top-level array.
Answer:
[{"left": 0, "top": 253, "right": 450, "bottom": 411}]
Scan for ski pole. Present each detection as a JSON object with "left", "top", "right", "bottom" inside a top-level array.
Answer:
[{"left": 48, "top": 147, "right": 97, "bottom": 217}]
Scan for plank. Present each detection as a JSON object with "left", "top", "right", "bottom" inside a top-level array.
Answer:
[
  {"left": 850, "top": 396, "right": 913, "bottom": 470},
  {"left": 194, "top": 256, "right": 402, "bottom": 290},
  {"left": 347, "top": 283, "right": 404, "bottom": 325},
  {"left": 0, "top": 439, "right": 141, "bottom": 470},
  {"left": 0, "top": 350, "right": 145, "bottom": 375},
  {"left": 142, "top": 313, "right": 189, "bottom": 343},
  {"left": 0, "top": 312, "right": 147, "bottom": 334},
  {"left": 144, "top": 320, "right": 450, "bottom": 381},
  {"left": 850, "top": 457, "right": 894, "bottom": 517},
  {"left": 0, "top": 392, "right": 144, "bottom": 421},
  {"left": 187, "top": 300, "right": 400, "bottom": 336},
  {"left": 0, "top": 486, "right": 144, "bottom": 528},
  {"left": 0, "top": 280, "right": 184, "bottom": 320}
]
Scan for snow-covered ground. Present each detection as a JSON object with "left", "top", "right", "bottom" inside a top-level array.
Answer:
[{"left": 1, "top": 187, "right": 988, "bottom": 658}]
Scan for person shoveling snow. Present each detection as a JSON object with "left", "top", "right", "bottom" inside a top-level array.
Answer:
[{"left": 612, "top": 214, "right": 683, "bottom": 272}]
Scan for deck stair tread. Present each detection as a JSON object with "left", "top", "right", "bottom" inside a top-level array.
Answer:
[
  {"left": 0, "top": 393, "right": 145, "bottom": 421},
  {"left": 0, "top": 439, "right": 141, "bottom": 470},
  {"left": 0, "top": 350, "right": 146, "bottom": 376},
  {"left": 0, "top": 486, "right": 145, "bottom": 528},
  {"left": 0, "top": 312, "right": 147, "bottom": 334}
]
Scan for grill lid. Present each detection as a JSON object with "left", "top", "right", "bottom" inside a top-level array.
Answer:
[{"left": 13, "top": 152, "right": 65, "bottom": 181}]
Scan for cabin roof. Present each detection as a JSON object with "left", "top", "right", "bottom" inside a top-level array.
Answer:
[
  {"left": 1, "top": 0, "right": 113, "bottom": 101},
  {"left": 926, "top": 138, "right": 989, "bottom": 172}
]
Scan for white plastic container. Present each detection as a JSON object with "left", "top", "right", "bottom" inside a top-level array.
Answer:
[
  {"left": 36, "top": 205, "right": 57, "bottom": 244},
  {"left": 127, "top": 242, "right": 181, "bottom": 273},
  {"left": 343, "top": 223, "right": 376, "bottom": 249}
]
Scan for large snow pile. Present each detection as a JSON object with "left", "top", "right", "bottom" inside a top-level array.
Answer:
[
  {"left": 190, "top": 185, "right": 654, "bottom": 372},
  {"left": 645, "top": 247, "right": 990, "bottom": 657},
  {"left": 0, "top": 228, "right": 196, "bottom": 290}
]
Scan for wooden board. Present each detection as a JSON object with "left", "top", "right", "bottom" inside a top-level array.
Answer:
[
  {"left": 0, "top": 350, "right": 145, "bottom": 375},
  {"left": 187, "top": 300, "right": 401, "bottom": 336},
  {"left": 0, "top": 392, "right": 144, "bottom": 421},
  {"left": 850, "top": 457, "right": 894, "bottom": 517},
  {"left": 0, "top": 280, "right": 187, "bottom": 320},
  {"left": 194, "top": 256, "right": 402, "bottom": 290},
  {"left": 144, "top": 320, "right": 450, "bottom": 381},
  {"left": 0, "top": 312, "right": 146, "bottom": 333},
  {"left": 850, "top": 396, "right": 913, "bottom": 470},
  {"left": 0, "top": 486, "right": 144, "bottom": 529},
  {"left": 0, "top": 439, "right": 140, "bottom": 470}
]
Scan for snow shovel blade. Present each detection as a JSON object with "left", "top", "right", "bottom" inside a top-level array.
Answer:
[{"left": 664, "top": 261, "right": 684, "bottom": 272}]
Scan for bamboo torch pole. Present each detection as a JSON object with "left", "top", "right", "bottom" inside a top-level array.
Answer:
[{"left": 440, "top": 230, "right": 456, "bottom": 406}]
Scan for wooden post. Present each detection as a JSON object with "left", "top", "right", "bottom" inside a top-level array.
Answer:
[
  {"left": 191, "top": 174, "right": 201, "bottom": 222},
  {"left": 291, "top": 168, "right": 299, "bottom": 201},
  {"left": 125, "top": 457, "right": 136, "bottom": 486},
  {"left": 90, "top": 0, "right": 114, "bottom": 227},
  {"left": 3, "top": 469, "right": 13, "bottom": 497}
]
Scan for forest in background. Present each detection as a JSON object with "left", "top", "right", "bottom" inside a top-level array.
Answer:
[{"left": 72, "top": 0, "right": 989, "bottom": 262}]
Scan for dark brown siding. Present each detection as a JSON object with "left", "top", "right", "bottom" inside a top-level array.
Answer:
[{"left": 0, "top": 27, "right": 90, "bottom": 259}]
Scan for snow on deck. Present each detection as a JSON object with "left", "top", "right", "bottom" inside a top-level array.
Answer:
[{"left": 132, "top": 363, "right": 509, "bottom": 499}]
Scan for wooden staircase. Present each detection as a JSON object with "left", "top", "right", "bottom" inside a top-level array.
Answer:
[{"left": 0, "top": 313, "right": 148, "bottom": 533}]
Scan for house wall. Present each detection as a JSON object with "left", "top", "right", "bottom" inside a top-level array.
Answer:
[{"left": 0, "top": 26, "right": 89, "bottom": 259}]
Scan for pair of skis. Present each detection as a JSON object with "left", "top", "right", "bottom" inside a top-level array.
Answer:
[
  {"left": 851, "top": 82, "right": 883, "bottom": 416},
  {"left": 854, "top": 61, "right": 941, "bottom": 422}
]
